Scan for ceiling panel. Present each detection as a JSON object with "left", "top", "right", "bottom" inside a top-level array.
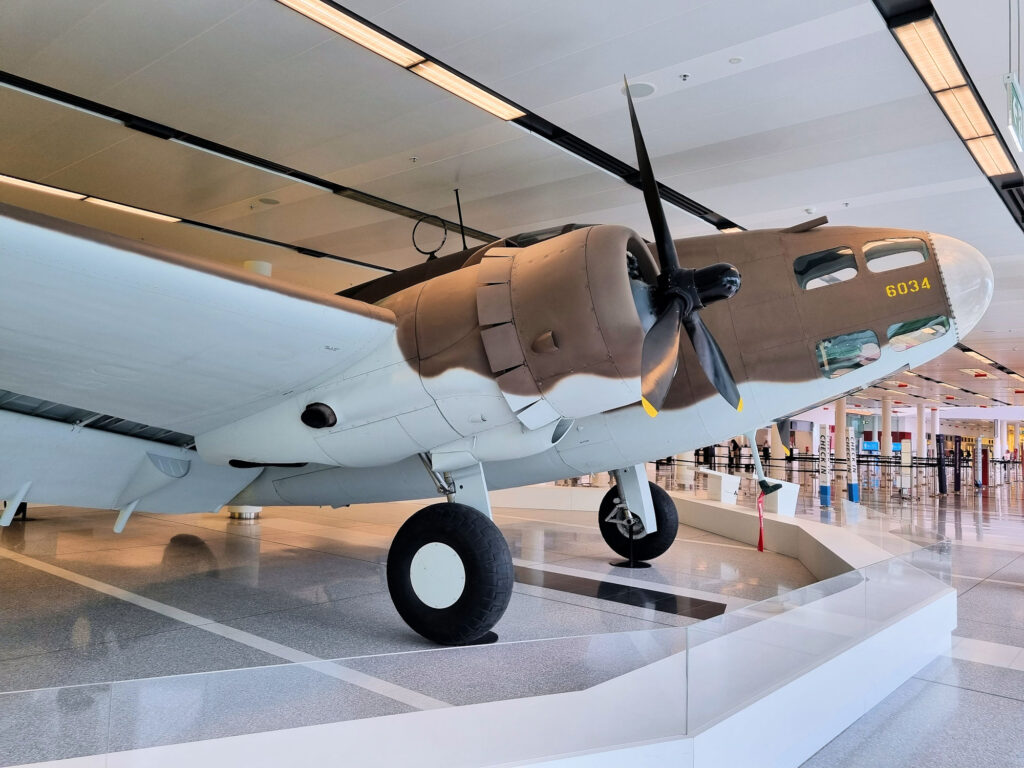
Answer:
[{"left": 3, "top": 0, "right": 1024, "bottom": 423}]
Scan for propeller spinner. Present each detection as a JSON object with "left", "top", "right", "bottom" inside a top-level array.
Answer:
[{"left": 623, "top": 77, "right": 743, "bottom": 416}]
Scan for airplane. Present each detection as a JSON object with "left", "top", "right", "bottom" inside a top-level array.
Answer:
[{"left": 0, "top": 85, "right": 994, "bottom": 646}]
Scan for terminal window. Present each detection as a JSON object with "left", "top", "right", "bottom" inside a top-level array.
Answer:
[
  {"left": 816, "top": 329, "right": 881, "bottom": 378},
  {"left": 887, "top": 315, "right": 949, "bottom": 351},
  {"left": 863, "top": 237, "right": 928, "bottom": 273},
  {"left": 793, "top": 246, "right": 857, "bottom": 290}
]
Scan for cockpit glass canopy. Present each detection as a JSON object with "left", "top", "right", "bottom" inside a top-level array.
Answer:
[
  {"left": 864, "top": 237, "right": 928, "bottom": 273},
  {"left": 816, "top": 329, "right": 880, "bottom": 378},
  {"left": 794, "top": 246, "right": 857, "bottom": 290},
  {"left": 887, "top": 315, "right": 949, "bottom": 352}
]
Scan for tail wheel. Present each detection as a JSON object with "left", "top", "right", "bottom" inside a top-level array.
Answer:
[
  {"left": 387, "top": 502, "right": 513, "bottom": 645},
  {"left": 598, "top": 482, "right": 678, "bottom": 561}
]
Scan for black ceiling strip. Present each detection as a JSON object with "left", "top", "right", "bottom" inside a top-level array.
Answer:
[
  {"left": 872, "top": 1, "right": 1024, "bottom": 232},
  {"left": 182, "top": 217, "right": 394, "bottom": 272},
  {"left": 0, "top": 69, "right": 497, "bottom": 245},
  {"left": 513, "top": 113, "right": 739, "bottom": 230},
  {"left": 317, "top": 2, "right": 741, "bottom": 231}
]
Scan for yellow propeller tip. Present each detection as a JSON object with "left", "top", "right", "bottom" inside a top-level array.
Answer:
[
  {"left": 737, "top": 398, "right": 744, "bottom": 413},
  {"left": 641, "top": 397, "right": 659, "bottom": 418}
]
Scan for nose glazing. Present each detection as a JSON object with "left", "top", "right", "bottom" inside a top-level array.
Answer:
[{"left": 930, "top": 233, "right": 994, "bottom": 339}]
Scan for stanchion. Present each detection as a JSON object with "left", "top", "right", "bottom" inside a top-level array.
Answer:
[
  {"left": 846, "top": 436, "right": 859, "bottom": 502},
  {"left": 818, "top": 433, "right": 831, "bottom": 507}
]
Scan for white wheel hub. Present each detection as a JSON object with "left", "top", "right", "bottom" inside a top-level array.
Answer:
[{"left": 409, "top": 542, "right": 466, "bottom": 609}]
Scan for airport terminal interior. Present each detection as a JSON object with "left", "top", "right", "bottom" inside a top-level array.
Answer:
[{"left": 3, "top": 1, "right": 1024, "bottom": 766}]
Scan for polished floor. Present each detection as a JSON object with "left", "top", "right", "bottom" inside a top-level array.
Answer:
[
  {"left": 790, "top": 482, "right": 1024, "bottom": 768},
  {"left": 0, "top": 490, "right": 812, "bottom": 764}
]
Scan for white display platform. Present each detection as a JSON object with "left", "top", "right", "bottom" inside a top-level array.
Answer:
[
  {"left": 696, "top": 469, "right": 740, "bottom": 503},
  {"left": 13, "top": 490, "right": 954, "bottom": 768},
  {"left": 762, "top": 479, "right": 800, "bottom": 516}
]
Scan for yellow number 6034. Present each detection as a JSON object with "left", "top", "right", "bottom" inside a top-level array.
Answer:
[{"left": 885, "top": 277, "right": 930, "bottom": 297}]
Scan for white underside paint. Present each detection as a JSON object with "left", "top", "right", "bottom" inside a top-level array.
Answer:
[{"left": 410, "top": 542, "right": 466, "bottom": 609}]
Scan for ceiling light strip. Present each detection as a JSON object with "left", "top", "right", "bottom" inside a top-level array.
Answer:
[
  {"left": 410, "top": 62, "right": 525, "bottom": 120},
  {"left": 0, "top": 71, "right": 497, "bottom": 245},
  {"left": 275, "top": 0, "right": 424, "bottom": 67},
  {"left": 0, "top": 171, "right": 394, "bottom": 273},
  {"left": 273, "top": 1, "right": 738, "bottom": 229},
  {"left": 0, "top": 173, "right": 85, "bottom": 200},
  {"left": 84, "top": 196, "right": 181, "bottom": 222},
  {"left": 883, "top": 6, "right": 1017, "bottom": 181}
]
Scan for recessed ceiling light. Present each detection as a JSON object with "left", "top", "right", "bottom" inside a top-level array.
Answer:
[
  {"left": 84, "top": 197, "right": 181, "bottom": 222},
  {"left": 728, "top": 57, "right": 743, "bottom": 64},
  {"left": 621, "top": 82, "right": 655, "bottom": 98},
  {"left": 0, "top": 173, "right": 85, "bottom": 200}
]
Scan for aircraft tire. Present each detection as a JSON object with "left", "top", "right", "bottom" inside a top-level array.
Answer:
[
  {"left": 387, "top": 502, "right": 513, "bottom": 645},
  {"left": 598, "top": 482, "right": 678, "bottom": 561}
]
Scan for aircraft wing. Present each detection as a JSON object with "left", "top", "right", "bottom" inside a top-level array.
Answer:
[{"left": 0, "top": 204, "right": 397, "bottom": 437}]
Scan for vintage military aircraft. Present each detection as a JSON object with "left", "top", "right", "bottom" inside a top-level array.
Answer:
[{"left": 0, "top": 87, "right": 993, "bottom": 645}]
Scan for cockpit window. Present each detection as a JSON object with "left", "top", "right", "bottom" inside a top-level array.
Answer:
[
  {"left": 794, "top": 247, "right": 857, "bottom": 290},
  {"left": 864, "top": 237, "right": 928, "bottom": 273},
  {"left": 816, "top": 330, "right": 880, "bottom": 378},
  {"left": 887, "top": 315, "right": 949, "bottom": 351}
]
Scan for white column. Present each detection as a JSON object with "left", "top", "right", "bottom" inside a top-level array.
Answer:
[
  {"left": 930, "top": 408, "right": 940, "bottom": 458},
  {"left": 227, "top": 260, "right": 273, "bottom": 522},
  {"left": 880, "top": 396, "right": 893, "bottom": 457},
  {"left": 834, "top": 398, "right": 847, "bottom": 489}
]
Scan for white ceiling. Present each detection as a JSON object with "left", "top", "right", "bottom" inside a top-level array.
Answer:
[{"left": 1, "top": 0, "right": 1023, "bottom": 414}]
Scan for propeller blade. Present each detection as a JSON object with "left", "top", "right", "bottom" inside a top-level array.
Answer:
[
  {"left": 774, "top": 420, "right": 792, "bottom": 457},
  {"left": 681, "top": 313, "right": 743, "bottom": 412},
  {"left": 640, "top": 298, "right": 683, "bottom": 417},
  {"left": 623, "top": 76, "right": 680, "bottom": 275}
]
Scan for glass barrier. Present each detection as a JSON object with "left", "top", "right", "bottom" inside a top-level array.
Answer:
[{"left": 0, "top": 545, "right": 951, "bottom": 767}]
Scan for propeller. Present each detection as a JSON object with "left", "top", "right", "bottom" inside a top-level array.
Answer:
[{"left": 623, "top": 77, "right": 743, "bottom": 417}]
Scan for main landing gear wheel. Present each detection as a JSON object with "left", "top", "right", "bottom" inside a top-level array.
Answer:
[
  {"left": 387, "top": 502, "right": 514, "bottom": 646},
  {"left": 598, "top": 482, "right": 678, "bottom": 562}
]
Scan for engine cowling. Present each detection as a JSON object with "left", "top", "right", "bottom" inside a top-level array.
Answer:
[
  {"left": 196, "top": 225, "right": 657, "bottom": 470},
  {"left": 412, "top": 224, "right": 658, "bottom": 437}
]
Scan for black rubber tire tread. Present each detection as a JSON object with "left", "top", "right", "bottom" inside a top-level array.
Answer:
[
  {"left": 387, "top": 502, "right": 514, "bottom": 645},
  {"left": 598, "top": 481, "right": 679, "bottom": 561}
]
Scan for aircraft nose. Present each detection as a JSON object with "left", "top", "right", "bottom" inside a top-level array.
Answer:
[{"left": 931, "top": 233, "right": 993, "bottom": 339}]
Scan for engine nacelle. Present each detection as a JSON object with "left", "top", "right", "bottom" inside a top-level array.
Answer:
[
  {"left": 196, "top": 226, "right": 656, "bottom": 470},
  {"left": 412, "top": 224, "right": 656, "bottom": 435}
]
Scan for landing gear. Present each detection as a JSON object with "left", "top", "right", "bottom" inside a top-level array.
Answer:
[
  {"left": 598, "top": 481, "right": 678, "bottom": 562},
  {"left": 387, "top": 502, "right": 513, "bottom": 645}
]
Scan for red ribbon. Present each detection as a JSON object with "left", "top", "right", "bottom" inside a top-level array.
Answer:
[{"left": 756, "top": 491, "right": 765, "bottom": 552}]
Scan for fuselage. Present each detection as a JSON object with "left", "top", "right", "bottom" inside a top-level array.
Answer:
[{"left": 232, "top": 223, "right": 993, "bottom": 508}]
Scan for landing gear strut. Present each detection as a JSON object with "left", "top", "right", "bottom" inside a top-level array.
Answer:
[{"left": 387, "top": 501, "right": 513, "bottom": 645}]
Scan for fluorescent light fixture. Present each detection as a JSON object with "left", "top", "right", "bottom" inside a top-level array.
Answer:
[
  {"left": 84, "top": 197, "right": 181, "bottom": 222},
  {"left": 962, "top": 349, "right": 995, "bottom": 365},
  {"left": 1010, "top": 373, "right": 1024, "bottom": 382},
  {"left": 894, "top": 18, "right": 965, "bottom": 92},
  {"left": 719, "top": 227, "right": 743, "bottom": 233},
  {"left": 411, "top": 62, "right": 525, "bottom": 120},
  {"left": 0, "top": 173, "right": 86, "bottom": 200},
  {"left": 966, "top": 135, "right": 1016, "bottom": 176},
  {"left": 903, "top": 370, "right": 919, "bottom": 376},
  {"left": 935, "top": 87, "right": 990, "bottom": 139},
  {"left": 939, "top": 382, "right": 959, "bottom": 390},
  {"left": 894, "top": 17, "right": 1016, "bottom": 179},
  {"left": 275, "top": 0, "right": 424, "bottom": 68}
]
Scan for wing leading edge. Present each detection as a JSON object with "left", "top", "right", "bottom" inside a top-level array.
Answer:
[{"left": 0, "top": 203, "right": 396, "bottom": 436}]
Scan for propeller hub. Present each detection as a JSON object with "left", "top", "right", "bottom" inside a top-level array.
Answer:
[
  {"left": 659, "top": 269, "right": 700, "bottom": 315},
  {"left": 694, "top": 263, "right": 741, "bottom": 306}
]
